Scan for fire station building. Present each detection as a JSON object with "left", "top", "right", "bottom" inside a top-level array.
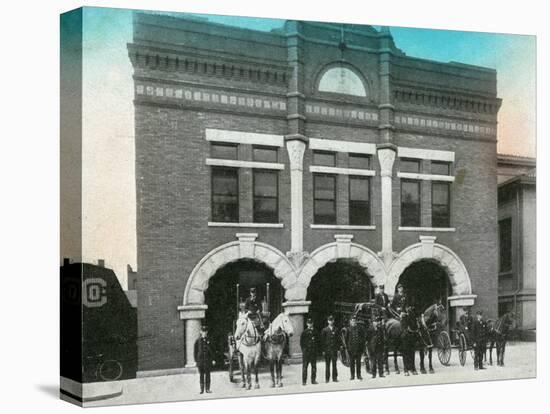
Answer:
[{"left": 128, "top": 13, "right": 501, "bottom": 375}]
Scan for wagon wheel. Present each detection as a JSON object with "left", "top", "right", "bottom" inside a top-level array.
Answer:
[
  {"left": 458, "top": 333, "right": 467, "bottom": 366},
  {"left": 338, "top": 347, "right": 350, "bottom": 367},
  {"left": 436, "top": 331, "right": 452, "bottom": 366}
]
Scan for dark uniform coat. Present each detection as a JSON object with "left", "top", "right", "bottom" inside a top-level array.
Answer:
[
  {"left": 244, "top": 296, "right": 263, "bottom": 314},
  {"left": 300, "top": 327, "right": 319, "bottom": 358},
  {"left": 321, "top": 326, "right": 341, "bottom": 355},
  {"left": 390, "top": 293, "right": 407, "bottom": 316},
  {"left": 194, "top": 336, "right": 213, "bottom": 369},
  {"left": 375, "top": 293, "right": 390, "bottom": 309},
  {"left": 345, "top": 324, "right": 366, "bottom": 355},
  {"left": 472, "top": 318, "right": 487, "bottom": 344}
]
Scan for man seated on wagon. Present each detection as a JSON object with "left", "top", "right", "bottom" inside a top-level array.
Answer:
[
  {"left": 244, "top": 287, "right": 264, "bottom": 333},
  {"left": 389, "top": 284, "right": 407, "bottom": 319},
  {"left": 374, "top": 285, "right": 390, "bottom": 316},
  {"left": 457, "top": 306, "right": 474, "bottom": 344}
]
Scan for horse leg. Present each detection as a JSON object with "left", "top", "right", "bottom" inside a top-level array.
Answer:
[
  {"left": 277, "top": 358, "right": 283, "bottom": 387},
  {"left": 269, "top": 359, "right": 276, "bottom": 388},
  {"left": 419, "top": 348, "right": 426, "bottom": 374},
  {"left": 394, "top": 346, "right": 400, "bottom": 374},
  {"left": 239, "top": 354, "right": 246, "bottom": 386},
  {"left": 246, "top": 362, "right": 252, "bottom": 390},
  {"left": 428, "top": 348, "right": 434, "bottom": 373},
  {"left": 254, "top": 358, "right": 260, "bottom": 389},
  {"left": 501, "top": 340, "right": 506, "bottom": 366},
  {"left": 489, "top": 340, "right": 494, "bottom": 365}
]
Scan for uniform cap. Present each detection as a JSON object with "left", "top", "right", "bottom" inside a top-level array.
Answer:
[
  {"left": 327, "top": 315, "right": 335, "bottom": 321},
  {"left": 250, "top": 287, "right": 256, "bottom": 293},
  {"left": 200, "top": 325, "right": 208, "bottom": 332},
  {"left": 306, "top": 318, "right": 313, "bottom": 324}
]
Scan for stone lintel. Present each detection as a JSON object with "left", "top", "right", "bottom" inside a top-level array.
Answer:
[{"left": 282, "top": 300, "right": 311, "bottom": 315}]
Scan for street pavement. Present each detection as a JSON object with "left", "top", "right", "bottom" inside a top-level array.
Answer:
[{"left": 85, "top": 341, "right": 536, "bottom": 407}]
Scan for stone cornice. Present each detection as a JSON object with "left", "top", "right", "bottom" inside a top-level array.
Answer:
[{"left": 128, "top": 43, "right": 291, "bottom": 88}]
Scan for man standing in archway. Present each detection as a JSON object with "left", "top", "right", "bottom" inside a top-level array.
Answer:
[
  {"left": 390, "top": 284, "right": 407, "bottom": 319},
  {"left": 374, "top": 285, "right": 390, "bottom": 316}
]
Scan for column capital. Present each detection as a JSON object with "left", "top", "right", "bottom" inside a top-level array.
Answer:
[
  {"left": 377, "top": 145, "right": 397, "bottom": 178},
  {"left": 177, "top": 304, "right": 208, "bottom": 320},
  {"left": 286, "top": 139, "right": 306, "bottom": 172},
  {"left": 282, "top": 300, "right": 311, "bottom": 315}
]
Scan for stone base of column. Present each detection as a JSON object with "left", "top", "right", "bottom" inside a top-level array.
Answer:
[{"left": 282, "top": 300, "right": 311, "bottom": 361}]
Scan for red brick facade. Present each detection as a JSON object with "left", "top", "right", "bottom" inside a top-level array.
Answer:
[{"left": 128, "top": 14, "right": 501, "bottom": 374}]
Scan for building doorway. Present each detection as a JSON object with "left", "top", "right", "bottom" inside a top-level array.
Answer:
[
  {"left": 397, "top": 259, "right": 450, "bottom": 323},
  {"left": 204, "top": 259, "right": 282, "bottom": 369},
  {"left": 306, "top": 259, "right": 375, "bottom": 331}
]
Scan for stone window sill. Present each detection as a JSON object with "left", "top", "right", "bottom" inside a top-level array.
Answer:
[
  {"left": 310, "top": 224, "right": 376, "bottom": 230},
  {"left": 398, "top": 226, "right": 456, "bottom": 232},
  {"left": 208, "top": 222, "right": 284, "bottom": 228}
]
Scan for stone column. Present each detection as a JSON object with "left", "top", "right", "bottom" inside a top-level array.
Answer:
[
  {"left": 377, "top": 143, "right": 397, "bottom": 268},
  {"left": 282, "top": 300, "right": 311, "bottom": 363},
  {"left": 286, "top": 138, "right": 306, "bottom": 254},
  {"left": 178, "top": 304, "right": 208, "bottom": 369}
]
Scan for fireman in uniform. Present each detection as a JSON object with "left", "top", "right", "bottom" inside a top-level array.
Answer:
[
  {"left": 321, "top": 315, "right": 341, "bottom": 383},
  {"left": 390, "top": 284, "right": 407, "bottom": 319},
  {"left": 300, "top": 317, "right": 319, "bottom": 385},
  {"left": 194, "top": 325, "right": 214, "bottom": 394},
  {"left": 472, "top": 310, "right": 487, "bottom": 370},
  {"left": 345, "top": 315, "right": 366, "bottom": 380},
  {"left": 244, "top": 287, "right": 264, "bottom": 333},
  {"left": 370, "top": 315, "right": 387, "bottom": 378},
  {"left": 374, "top": 285, "right": 390, "bottom": 313}
]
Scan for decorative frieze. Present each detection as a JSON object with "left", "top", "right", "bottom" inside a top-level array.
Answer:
[
  {"left": 305, "top": 103, "right": 378, "bottom": 123},
  {"left": 395, "top": 113, "right": 495, "bottom": 136},
  {"left": 136, "top": 83, "right": 287, "bottom": 113}
]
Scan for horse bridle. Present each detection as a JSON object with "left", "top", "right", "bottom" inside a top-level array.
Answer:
[{"left": 238, "top": 318, "right": 261, "bottom": 346}]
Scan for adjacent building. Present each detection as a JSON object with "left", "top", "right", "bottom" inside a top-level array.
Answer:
[
  {"left": 497, "top": 154, "right": 536, "bottom": 340},
  {"left": 128, "top": 13, "right": 502, "bottom": 375}
]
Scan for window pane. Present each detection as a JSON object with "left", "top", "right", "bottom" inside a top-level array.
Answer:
[
  {"left": 432, "top": 161, "right": 451, "bottom": 175},
  {"left": 400, "top": 158, "right": 420, "bottom": 173},
  {"left": 253, "top": 146, "right": 277, "bottom": 163},
  {"left": 432, "top": 205, "right": 450, "bottom": 227},
  {"left": 432, "top": 183, "right": 449, "bottom": 205},
  {"left": 254, "top": 171, "right": 277, "bottom": 197},
  {"left": 211, "top": 143, "right": 238, "bottom": 159},
  {"left": 350, "top": 201, "right": 370, "bottom": 225},
  {"left": 314, "top": 175, "right": 336, "bottom": 200},
  {"left": 349, "top": 154, "right": 370, "bottom": 169},
  {"left": 499, "top": 218, "right": 512, "bottom": 272},
  {"left": 212, "top": 169, "right": 238, "bottom": 195},
  {"left": 350, "top": 177, "right": 369, "bottom": 201},
  {"left": 212, "top": 168, "right": 238, "bottom": 222},
  {"left": 253, "top": 198, "right": 278, "bottom": 223},
  {"left": 401, "top": 180, "right": 420, "bottom": 226},
  {"left": 313, "top": 151, "right": 336, "bottom": 167},
  {"left": 314, "top": 200, "right": 336, "bottom": 224}
]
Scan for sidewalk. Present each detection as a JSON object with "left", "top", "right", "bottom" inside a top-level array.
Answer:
[{"left": 84, "top": 341, "right": 536, "bottom": 407}]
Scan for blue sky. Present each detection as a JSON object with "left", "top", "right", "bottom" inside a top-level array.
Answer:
[{"left": 76, "top": 7, "right": 536, "bottom": 284}]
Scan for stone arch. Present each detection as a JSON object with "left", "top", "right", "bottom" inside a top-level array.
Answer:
[
  {"left": 183, "top": 238, "right": 298, "bottom": 306},
  {"left": 286, "top": 239, "right": 387, "bottom": 301},
  {"left": 315, "top": 62, "right": 371, "bottom": 98},
  {"left": 387, "top": 240, "right": 472, "bottom": 299}
]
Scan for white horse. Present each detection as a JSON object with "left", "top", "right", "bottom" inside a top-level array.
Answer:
[
  {"left": 234, "top": 313, "right": 262, "bottom": 390},
  {"left": 263, "top": 312, "right": 294, "bottom": 387}
]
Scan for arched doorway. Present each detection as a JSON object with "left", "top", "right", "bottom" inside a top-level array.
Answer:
[
  {"left": 397, "top": 259, "right": 450, "bottom": 320},
  {"left": 204, "top": 259, "right": 283, "bottom": 369},
  {"left": 306, "top": 259, "right": 375, "bottom": 330}
]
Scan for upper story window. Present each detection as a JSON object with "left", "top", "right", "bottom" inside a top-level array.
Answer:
[
  {"left": 211, "top": 167, "right": 239, "bottom": 222},
  {"left": 313, "top": 174, "right": 336, "bottom": 224},
  {"left": 400, "top": 158, "right": 421, "bottom": 173},
  {"left": 401, "top": 179, "right": 421, "bottom": 227},
  {"left": 431, "top": 161, "right": 451, "bottom": 175},
  {"left": 253, "top": 170, "right": 278, "bottom": 223},
  {"left": 432, "top": 182, "right": 451, "bottom": 227},
  {"left": 313, "top": 150, "right": 336, "bottom": 167},
  {"left": 349, "top": 153, "right": 371, "bottom": 169},
  {"left": 253, "top": 146, "right": 278, "bottom": 163},
  {"left": 211, "top": 143, "right": 238, "bottom": 160},
  {"left": 318, "top": 66, "right": 367, "bottom": 97},
  {"left": 349, "top": 176, "right": 371, "bottom": 225}
]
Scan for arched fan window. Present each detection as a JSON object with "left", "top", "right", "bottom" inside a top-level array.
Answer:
[{"left": 318, "top": 66, "right": 367, "bottom": 97}]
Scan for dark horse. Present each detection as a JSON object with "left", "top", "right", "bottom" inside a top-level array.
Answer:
[
  {"left": 417, "top": 302, "right": 447, "bottom": 374},
  {"left": 485, "top": 312, "right": 515, "bottom": 366},
  {"left": 383, "top": 302, "right": 446, "bottom": 375}
]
